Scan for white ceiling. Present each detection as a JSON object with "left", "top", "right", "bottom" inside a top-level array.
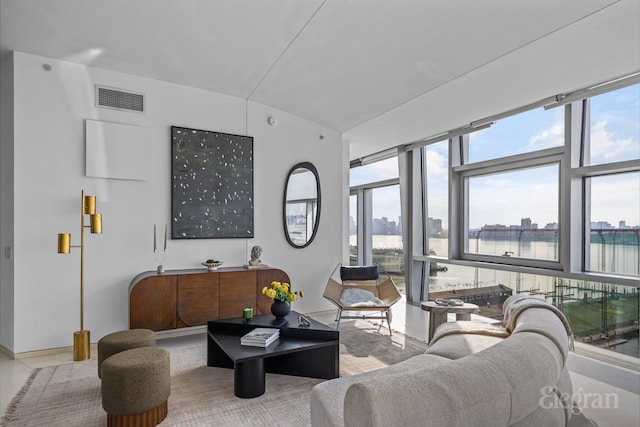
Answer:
[{"left": 1, "top": 0, "right": 639, "bottom": 160}]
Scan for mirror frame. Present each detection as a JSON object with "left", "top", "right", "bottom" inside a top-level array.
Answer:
[{"left": 283, "top": 162, "right": 321, "bottom": 248}]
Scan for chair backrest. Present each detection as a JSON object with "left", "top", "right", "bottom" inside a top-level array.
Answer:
[
  {"left": 339, "top": 265, "right": 381, "bottom": 296},
  {"left": 324, "top": 263, "right": 401, "bottom": 307},
  {"left": 340, "top": 265, "right": 379, "bottom": 281}
]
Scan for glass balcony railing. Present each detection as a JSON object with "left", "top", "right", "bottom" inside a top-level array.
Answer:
[{"left": 426, "top": 262, "right": 639, "bottom": 359}]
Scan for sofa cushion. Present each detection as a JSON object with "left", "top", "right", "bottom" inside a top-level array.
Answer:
[
  {"left": 310, "top": 353, "right": 450, "bottom": 427},
  {"left": 339, "top": 288, "right": 385, "bottom": 307},
  {"left": 426, "top": 321, "right": 509, "bottom": 359},
  {"left": 430, "top": 320, "right": 509, "bottom": 342},
  {"left": 426, "top": 332, "right": 506, "bottom": 360},
  {"left": 344, "top": 352, "right": 513, "bottom": 427}
]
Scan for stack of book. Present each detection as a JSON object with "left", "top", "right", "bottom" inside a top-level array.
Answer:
[{"left": 240, "top": 328, "right": 280, "bottom": 347}]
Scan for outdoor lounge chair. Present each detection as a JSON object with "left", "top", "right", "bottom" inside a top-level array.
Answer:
[{"left": 323, "top": 264, "right": 402, "bottom": 335}]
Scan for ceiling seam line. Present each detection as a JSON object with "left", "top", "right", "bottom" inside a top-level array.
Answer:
[
  {"left": 345, "top": 0, "right": 624, "bottom": 132},
  {"left": 245, "top": 0, "right": 328, "bottom": 102}
]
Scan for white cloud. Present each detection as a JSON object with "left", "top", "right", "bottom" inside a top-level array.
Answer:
[
  {"left": 589, "top": 119, "right": 634, "bottom": 161},
  {"left": 426, "top": 148, "right": 447, "bottom": 179},
  {"left": 528, "top": 123, "right": 564, "bottom": 149}
]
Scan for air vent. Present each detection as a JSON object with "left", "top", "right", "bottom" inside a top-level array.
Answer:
[{"left": 95, "top": 85, "right": 145, "bottom": 113}]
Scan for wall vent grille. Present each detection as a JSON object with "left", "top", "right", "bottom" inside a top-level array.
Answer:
[{"left": 95, "top": 85, "right": 145, "bottom": 113}]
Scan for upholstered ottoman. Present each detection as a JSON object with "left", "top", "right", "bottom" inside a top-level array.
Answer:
[
  {"left": 98, "top": 328, "right": 156, "bottom": 378},
  {"left": 101, "top": 347, "right": 170, "bottom": 427}
]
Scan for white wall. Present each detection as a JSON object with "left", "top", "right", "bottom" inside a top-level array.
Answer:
[
  {"left": 3, "top": 51, "right": 345, "bottom": 354},
  {"left": 0, "top": 52, "right": 15, "bottom": 351}
]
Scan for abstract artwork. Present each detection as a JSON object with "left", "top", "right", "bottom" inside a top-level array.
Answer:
[{"left": 171, "top": 126, "right": 253, "bottom": 239}]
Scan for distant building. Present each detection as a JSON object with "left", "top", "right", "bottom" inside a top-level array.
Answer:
[
  {"left": 349, "top": 216, "right": 356, "bottom": 234},
  {"left": 428, "top": 217, "right": 444, "bottom": 237},
  {"left": 591, "top": 221, "right": 613, "bottom": 229}
]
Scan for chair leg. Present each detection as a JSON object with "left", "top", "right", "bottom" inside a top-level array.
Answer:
[
  {"left": 335, "top": 308, "right": 342, "bottom": 329},
  {"left": 386, "top": 309, "right": 393, "bottom": 336}
]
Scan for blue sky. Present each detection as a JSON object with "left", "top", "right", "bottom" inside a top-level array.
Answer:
[{"left": 351, "top": 84, "right": 640, "bottom": 229}]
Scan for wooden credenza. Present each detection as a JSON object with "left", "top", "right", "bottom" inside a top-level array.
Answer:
[{"left": 128, "top": 267, "right": 290, "bottom": 331}]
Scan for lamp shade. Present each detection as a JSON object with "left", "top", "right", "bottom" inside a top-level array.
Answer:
[
  {"left": 58, "top": 233, "right": 71, "bottom": 253},
  {"left": 90, "top": 214, "right": 102, "bottom": 234},
  {"left": 84, "top": 195, "right": 96, "bottom": 215}
]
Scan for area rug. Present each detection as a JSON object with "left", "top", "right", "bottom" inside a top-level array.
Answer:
[{"left": 1, "top": 320, "right": 427, "bottom": 426}]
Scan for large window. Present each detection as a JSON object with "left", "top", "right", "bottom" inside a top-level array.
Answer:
[
  {"left": 350, "top": 157, "right": 399, "bottom": 186},
  {"left": 372, "top": 185, "right": 403, "bottom": 286},
  {"left": 425, "top": 140, "right": 450, "bottom": 277},
  {"left": 587, "top": 83, "right": 640, "bottom": 165},
  {"left": 349, "top": 194, "right": 357, "bottom": 265},
  {"left": 583, "top": 84, "right": 640, "bottom": 278},
  {"left": 350, "top": 159, "right": 405, "bottom": 293},
  {"left": 413, "top": 81, "right": 640, "bottom": 361},
  {"left": 468, "top": 107, "right": 564, "bottom": 163},
  {"left": 425, "top": 140, "right": 449, "bottom": 239},
  {"left": 467, "top": 164, "right": 559, "bottom": 262},
  {"left": 352, "top": 81, "right": 639, "bottom": 360},
  {"left": 587, "top": 173, "right": 640, "bottom": 276}
]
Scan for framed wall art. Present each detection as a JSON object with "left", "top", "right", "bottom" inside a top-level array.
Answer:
[{"left": 171, "top": 126, "right": 254, "bottom": 239}]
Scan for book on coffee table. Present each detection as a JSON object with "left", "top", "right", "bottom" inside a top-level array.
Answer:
[{"left": 240, "top": 328, "right": 280, "bottom": 347}]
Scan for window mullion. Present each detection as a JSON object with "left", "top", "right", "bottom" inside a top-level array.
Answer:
[
  {"left": 566, "top": 101, "right": 585, "bottom": 274},
  {"left": 449, "top": 136, "right": 464, "bottom": 260},
  {"left": 361, "top": 188, "right": 373, "bottom": 266}
]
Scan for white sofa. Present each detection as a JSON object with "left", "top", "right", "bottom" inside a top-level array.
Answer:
[{"left": 311, "top": 295, "right": 576, "bottom": 427}]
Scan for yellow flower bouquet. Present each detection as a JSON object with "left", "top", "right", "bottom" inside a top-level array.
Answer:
[{"left": 262, "top": 281, "right": 304, "bottom": 303}]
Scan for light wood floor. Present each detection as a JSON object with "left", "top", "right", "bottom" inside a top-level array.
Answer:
[{"left": 2, "top": 301, "right": 638, "bottom": 426}]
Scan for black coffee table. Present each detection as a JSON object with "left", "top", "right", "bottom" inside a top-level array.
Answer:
[{"left": 207, "top": 311, "right": 339, "bottom": 398}]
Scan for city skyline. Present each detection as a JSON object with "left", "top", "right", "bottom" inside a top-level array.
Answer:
[{"left": 350, "top": 214, "right": 640, "bottom": 236}]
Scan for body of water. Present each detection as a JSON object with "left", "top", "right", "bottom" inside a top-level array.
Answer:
[{"left": 351, "top": 234, "right": 640, "bottom": 278}]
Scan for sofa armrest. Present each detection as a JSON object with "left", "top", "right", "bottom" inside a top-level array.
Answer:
[
  {"left": 311, "top": 354, "right": 450, "bottom": 427},
  {"left": 511, "top": 308, "right": 570, "bottom": 365}
]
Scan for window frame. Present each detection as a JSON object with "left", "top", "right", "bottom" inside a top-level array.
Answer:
[
  {"left": 439, "top": 91, "right": 639, "bottom": 288},
  {"left": 455, "top": 148, "right": 564, "bottom": 270},
  {"left": 350, "top": 177, "right": 400, "bottom": 266}
]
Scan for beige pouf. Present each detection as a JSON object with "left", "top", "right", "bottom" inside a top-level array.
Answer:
[
  {"left": 101, "top": 347, "right": 170, "bottom": 427},
  {"left": 98, "top": 329, "right": 156, "bottom": 378}
]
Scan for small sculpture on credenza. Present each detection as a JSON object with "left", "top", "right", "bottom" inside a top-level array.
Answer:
[
  {"left": 245, "top": 245, "right": 268, "bottom": 269},
  {"left": 249, "top": 245, "right": 262, "bottom": 265}
]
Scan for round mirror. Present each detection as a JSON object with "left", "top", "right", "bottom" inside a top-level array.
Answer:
[{"left": 283, "top": 162, "right": 321, "bottom": 248}]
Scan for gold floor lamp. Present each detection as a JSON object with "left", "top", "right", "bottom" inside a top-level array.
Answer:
[{"left": 57, "top": 190, "right": 102, "bottom": 361}]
